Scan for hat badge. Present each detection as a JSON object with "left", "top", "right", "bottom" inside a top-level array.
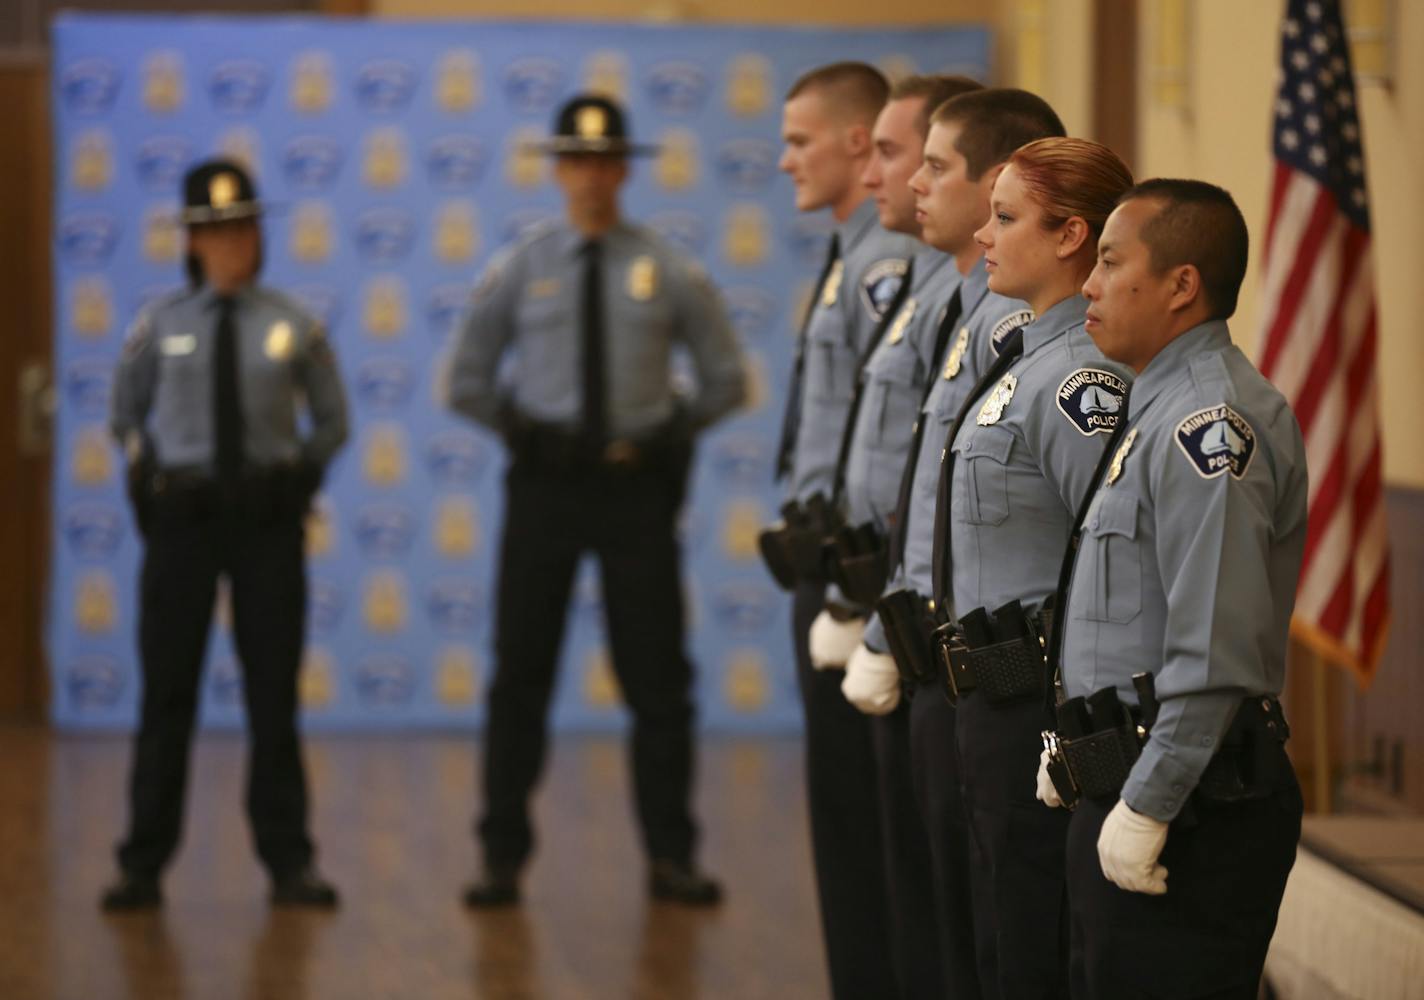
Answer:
[
  {"left": 209, "top": 172, "right": 239, "bottom": 209},
  {"left": 575, "top": 105, "right": 607, "bottom": 139}
]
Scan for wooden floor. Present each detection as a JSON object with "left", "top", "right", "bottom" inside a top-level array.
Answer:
[{"left": 0, "top": 726, "right": 828, "bottom": 1000}]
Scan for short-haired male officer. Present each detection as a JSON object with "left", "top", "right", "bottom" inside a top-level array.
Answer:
[
  {"left": 845, "top": 88, "right": 1064, "bottom": 997},
  {"left": 102, "top": 159, "right": 348, "bottom": 910},
  {"left": 766, "top": 60, "right": 917, "bottom": 999},
  {"left": 817, "top": 72, "right": 982, "bottom": 1000},
  {"left": 1043, "top": 179, "right": 1306, "bottom": 999},
  {"left": 445, "top": 95, "right": 746, "bottom": 908}
]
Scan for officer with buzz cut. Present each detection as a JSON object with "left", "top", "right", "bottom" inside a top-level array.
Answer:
[
  {"left": 102, "top": 159, "right": 348, "bottom": 911},
  {"left": 1044, "top": 179, "right": 1307, "bottom": 999},
  {"left": 445, "top": 94, "right": 746, "bottom": 909}
]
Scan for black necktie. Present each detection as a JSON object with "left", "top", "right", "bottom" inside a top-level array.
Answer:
[
  {"left": 1044, "top": 384, "right": 1134, "bottom": 684},
  {"left": 886, "top": 286, "right": 963, "bottom": 571},
  {"left": 930, "top": 325, "right": 1026, "bottom": 609},
  {"left": 775, "top": 233, "right": 841, "bottom": 481},
  {"left": 581, "top": 240, "right": 607, "bottom": 448},
  {"left": 213, "top": 295, "right": 244, "bottom": 485}
]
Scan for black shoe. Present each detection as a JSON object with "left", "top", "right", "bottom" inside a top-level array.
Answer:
[
  {"left": 649, "top": 860, "right": 723, "bottom": 906},
  {"left": 271, "top": 867, "right": 340, "bottom": 908},
  {"left": 462, "top": 866, "right": 520, "bottom": 908},
  {"left": 100, "top": 872, "right": 163, "bottom": 912}
]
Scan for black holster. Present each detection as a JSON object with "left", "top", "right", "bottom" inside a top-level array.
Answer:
[
  {"left": 933, "top": 600, "right": 1050, "bottom": 706},
  {"left": 757, "top": 492, "right": 841, "bottom": 590},
  {"left": 875, "top": 589, "right": 937, "bottom": 686},
  {"left": 824, "top": 522, "right": 889, "bottom": 606}
]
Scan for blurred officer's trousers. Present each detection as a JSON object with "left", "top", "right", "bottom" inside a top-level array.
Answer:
[
  {"left": 792, "top": 581, "right": 898, "bottom": 1000},
  {"left": 479, "top": 457, "right": 697, "bottom": 869},
  {"left": 119, "top": 496, "right": 314, "bottom": 879}
]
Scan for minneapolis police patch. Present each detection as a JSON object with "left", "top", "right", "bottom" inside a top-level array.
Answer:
[
  {"left": 1056, "top": 368, "right": 1127, "bottom": 436},
  {"left": 991, "top": 309, "right": 1035, "bottom": 355},
  {"left": 1175, "top": 404, "right": 1257, "bottom": 479},
  {"left": 860, "top": 259, "right": 908, "bottom": 319}
]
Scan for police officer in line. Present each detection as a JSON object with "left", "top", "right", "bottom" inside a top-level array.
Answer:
[
  {"left": 816, "top": 72, "right": 982, "bottom": 1000},
  {"left": 1040, "top": 181, "right": 1306, "bottom": 999},
  {"left": 936, "top": 137, "right": 1133, "bottom": 997},
  {"left": 103, "top": 159, "right": 349, "bottom": 911},
  {"left": 767, "top": 60, "right": 917, "bottom": 999},
  {"left": 444, "top": 94, "right": 745, "bottom": 908},
  {"left": 849, "top": 88, "right": 1067, "bottom": 998}
]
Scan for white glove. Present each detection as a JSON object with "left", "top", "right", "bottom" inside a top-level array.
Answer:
[
  {"left": 1036, "top": 748, "right": 1064, "bottom": 808},
  {"left": 841, "top": 644, "right": 901, "bottom": 715},
  {"left": 808, "top": 611, "right": 864, "bottom": 670},
  {"left": 1097, "top": 798, "right": 1170, "bottom": 895}
]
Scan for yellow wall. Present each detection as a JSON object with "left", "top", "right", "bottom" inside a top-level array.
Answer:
[{"left": 1137, "top": 0, "right": 1424, "bottom": 487}]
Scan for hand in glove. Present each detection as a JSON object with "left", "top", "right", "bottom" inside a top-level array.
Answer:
[
  {"left": 1097, "top": 798, "right": 1170, "bottom": 895},
  {"left": 841, "top": 644, "right": 901, "bottom": 715},
  {"left": 808, "top": 610, "right": 864, "bottom": 670},
  {"left": 1036, "top": 748, "right": 1064, "bottom": 808}
]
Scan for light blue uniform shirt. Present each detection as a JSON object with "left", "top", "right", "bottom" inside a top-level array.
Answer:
[
  {"left": 947, "top": 295, "right": 1131, "bottom": 621},
  {"left": 862, "top": 258, "right": 1033, "bottom": 652},
  {"left": 787, "top": 198, "right": 917, "bottom": 502},
  {"left": 110, "top": 284, "right": 348, "bottom": 471},
  {"left": 1061, "top": 321, "right": 1307, "bottom": 822},
  {"left": 445, "top": 219, "right": 746, "bottom": 436}
]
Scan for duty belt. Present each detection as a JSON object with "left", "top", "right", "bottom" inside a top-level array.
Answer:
[{"left": 933, "top": 600, "right": 1052, "bottom": 706}]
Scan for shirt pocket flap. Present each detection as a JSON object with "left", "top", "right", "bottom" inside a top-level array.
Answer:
[
  {"left": 1088, "top": 492, "right": 1139, "bottom": 540},
  {"left": 956, "top": 425, "right": 1015, "bottom": 463}
]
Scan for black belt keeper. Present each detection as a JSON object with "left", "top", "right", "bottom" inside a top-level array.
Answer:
[{"left": 876, "top": 589, "right": 937, "bottom": 687}]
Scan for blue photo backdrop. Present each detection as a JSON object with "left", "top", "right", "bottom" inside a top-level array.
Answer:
[{"left": 49, "top": 14, "right": 989, "bottom": 732}]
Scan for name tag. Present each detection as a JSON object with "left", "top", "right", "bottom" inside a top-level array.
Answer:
[{"left": 160, "top": 334, "right": 196, "bottom": 356}]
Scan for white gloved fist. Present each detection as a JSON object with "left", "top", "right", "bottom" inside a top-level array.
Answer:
[
  {"left": 1097, "top": 798, "right": 1170, "bottom": 895},
  {"left": 841, "top": 644, "right": 901, "bottom": 715},
  {"left": 808, "top": 611, "right": 864, "bottom": 670},
  {"left": 1036, "top": 748, "right": 1064, "bottom": 808}
]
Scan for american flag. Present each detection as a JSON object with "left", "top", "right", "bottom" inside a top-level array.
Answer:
[{"left": 1257, "top": 0, "right": 1389, "bottom": 683}]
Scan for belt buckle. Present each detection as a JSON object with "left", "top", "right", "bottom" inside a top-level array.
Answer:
[{"left": 603, "top": 439, "right": 639, "bottom": 466}]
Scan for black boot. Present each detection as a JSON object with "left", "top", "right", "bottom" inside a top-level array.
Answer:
[
  {"left": 271, "top": 867, "right": 340, "bottom": 908},
  {"left": 649, "top": 860, "right": 723, "bottom": 906},
  {"left": 100, "top": 872, "right": 163, "bottom": 912},
  {"left": 462, "top": 865, "right": 520, "bottom": 908}
]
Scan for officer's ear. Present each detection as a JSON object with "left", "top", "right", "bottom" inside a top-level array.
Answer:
[
  {"left": 842, "top": 121, "right": 872, "bottom": 159},
  {"left": 1165, "top": 263, "right": 1204, "bottom": 315},
  {"left": 1055, "top": 216, "right": 1091, "bottom": 260}
]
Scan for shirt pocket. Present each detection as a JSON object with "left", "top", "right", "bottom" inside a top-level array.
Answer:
[
  {"left": 1076, "top": 491, "right": 1142, "bottom": 624},
  {"left": 954, "top": 424, "right": 1014, "bottom": 526}
]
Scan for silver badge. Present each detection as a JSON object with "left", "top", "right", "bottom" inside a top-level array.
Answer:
[
  {"left": 976, "top": 373, "right": 1017, "bottom": 425},
  {"left": 1106, "top": 427, "right": 1138, "bottom": 486}
]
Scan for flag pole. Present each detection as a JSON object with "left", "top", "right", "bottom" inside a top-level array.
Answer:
[{"left": 1312, "top": 647, "right": 1331, "bottom": 814}]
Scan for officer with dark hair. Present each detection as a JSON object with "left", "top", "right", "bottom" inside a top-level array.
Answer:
[
  {"left": 1044, "top": 179, "right": 1306, "bottom": 999},
  {"left": 445, "top": 95, "right": 745, "bottom": 908},
  {"left": 102, "top": 158, "right": 348, "bottom": 911}
]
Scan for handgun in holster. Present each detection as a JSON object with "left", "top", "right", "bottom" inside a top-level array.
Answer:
[
  {"left": 875, "top": 589, "right": 937, "bottom": 687},
  {"left": 757, "top": 492, "right": 839, "bottom": 590},
  {"left": 825, "top": 521, "right": 890, "bottom": 606},
  {"left": 932, "top": 599, "right": 1051, "bottom": 706},
  {"left": 1041, "top": 672, "right": 1158, "bottom": 809}
]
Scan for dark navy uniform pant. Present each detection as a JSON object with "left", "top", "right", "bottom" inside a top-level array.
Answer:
[
  {"left": 957, "top": 693, "right": 1071, "bottom": 1000},
  {"left": 792, "top": 582, "right": 897, "bottom": 1000},
  {"left": 1066, "top": 774, "right": 1303, "bottom": 1000},
  {"left": 119, "top": 489, "right": 313, "bottom": 879},
  {"left": 871, "top": 702, "right": 945, "bottom": 1000},
  {"left": 480, "top": 456, "right": 697, "bottom": 870},
  {"left": 908, "top": 683, "right": 984, "bottom": 999}
]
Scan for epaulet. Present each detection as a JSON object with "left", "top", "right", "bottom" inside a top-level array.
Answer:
[{"left": 1186, "top": 350, "right": 1234, "bottom": 406}]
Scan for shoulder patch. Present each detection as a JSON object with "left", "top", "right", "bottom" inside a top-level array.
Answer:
[
  {"left": 859, "top": 258, "right": 909, "bottom": 320},
  {"left": 1175, "top": 404, "right": 1257, "bottom": 480},
  {"left": 990, "top": 309, "right": 1035, "bottom": 356},
  {"left": 1056, "top": 368, "right": 1128, "bottom": 436}
]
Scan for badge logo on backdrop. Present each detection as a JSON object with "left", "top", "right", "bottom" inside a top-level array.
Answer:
[
  {"left": 289, "top": 51, "right": 335, "bottom": 115},
  {"left": 355, "top": 59, "right": 417, "bottom": 114},
  {"left": 60, "top": 58, "right": 120, "bottom": 116},
  {"left": 209, "top": 59, "right": 270, "bottom": 115}
]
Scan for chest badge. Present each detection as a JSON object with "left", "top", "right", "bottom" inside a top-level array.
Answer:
[
  {"left": 887, "top": 297, "right": 916, "bottom": 344},
  {"left": 943, "top": 325, "right": 970, "bottom": 380},
  {"left": 821, "top": 259, "right": 844, "bottom": 307},
  {"left": 265, "top": 320, "right": 295, "bottom": 361},
  {"left": 526, "top": 277, "right": 559, "bottom": 300},
  {"left": 627, "top": 255, "right": 658, "bottom": 301},
  {"left": 976, "top": 373, "right": 1017, "bottom": 425},
  {"left": 1106, "top": 427, "right": 1138, "bottom": 486}
]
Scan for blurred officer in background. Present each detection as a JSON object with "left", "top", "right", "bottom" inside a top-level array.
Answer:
[
  {"left": 935, "top": 137, "right": 1132, "bottom": 997},
  {"left": 764, "top": 61, "right": 916, "bottom": 999},
  {"left": 103, "top": 158, "right": 348, "bottom": 911},
  {"left": 1042, "top": 180, "right": 1306, "bottom": 999},
  {"left": 847, "top": 87, "right": 1064, "bottom": 999},
  {"left": 826, "top": 72, "right": 982, "bottom": 1000},
  {"left": 445, "top": 94, "right": 746, "bottom": 908}
]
